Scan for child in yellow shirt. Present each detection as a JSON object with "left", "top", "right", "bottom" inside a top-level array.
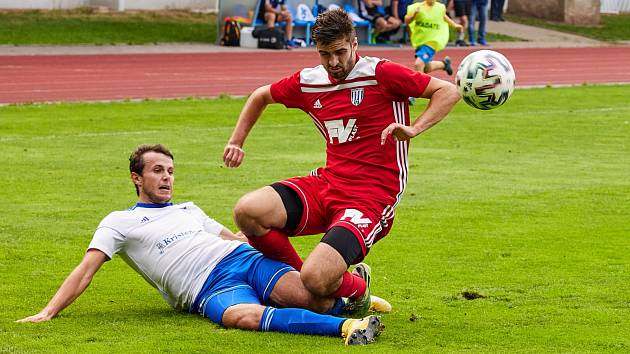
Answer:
[{"left": 405, "top": 0, "right": 463, "bottom": 75}]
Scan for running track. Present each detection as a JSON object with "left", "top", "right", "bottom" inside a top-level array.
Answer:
[{"left": 1, "top": 46, "right": 629, "bottom": 104}]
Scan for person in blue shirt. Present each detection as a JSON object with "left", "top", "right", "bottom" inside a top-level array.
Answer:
[
  {"left": 391, "top": 0, "right": 415, "bottom": 22},
  {"left": 261, "top": 0, "right": 300, "bottom": 48}
]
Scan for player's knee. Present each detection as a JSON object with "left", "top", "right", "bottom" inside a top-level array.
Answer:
[
  {"left": 308, "top": 297, "right": 335, "bottom": 314},
  {"left": 300, "top": 266, "right": 334, "bottom": 297},
  {"left": 233, "top": 194, "right": 261, "bottom": 232},
  {"left": 222, "top": 305, "right": 262, "bottom": 331}
]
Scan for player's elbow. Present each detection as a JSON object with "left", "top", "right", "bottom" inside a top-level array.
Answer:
[
  {"left": 450, "top": 83, "right": 462, "bottom": 103},
  {"left": 439, "top": 81, "right": 461, "bottom": 105}
]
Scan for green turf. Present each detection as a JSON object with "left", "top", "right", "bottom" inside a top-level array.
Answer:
[
  {"left": 0, "top": 9, "right": 217, "bottom": 45},
  {"left": 507, "top": 13, "right": 630, "bottom": 42},
  {"left": 1, "top": 85, "right": 629, "bottom": 352},
  {"left": 447, "top": 29, "right": 524, "bottom": 44},
  {"left": 484, "top": 31, "right": 525, "bottom": 42}
]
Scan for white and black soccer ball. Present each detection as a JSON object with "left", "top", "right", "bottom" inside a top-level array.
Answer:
[{"left": 455, "top": 50, "right": 516, "bottom": 110}]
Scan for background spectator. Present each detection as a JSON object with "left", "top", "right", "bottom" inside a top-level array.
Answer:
[
  {"left": 262, "top": 0, "right": 299, "bottom": 48},
  {"left": 391, "top": 0, "right": 415, "bottom": 22},
  {"left": 468, "top": 0, "right": 488, "bottom": 46},
  {"left": 490, "top": 0, "right": 505, "bottom": 21},
  {"left": 453, "top": 0, "right": 471, "bottom": 46},
  {"left": 358, "top": 0, "right": 401, "bottom": 42}
]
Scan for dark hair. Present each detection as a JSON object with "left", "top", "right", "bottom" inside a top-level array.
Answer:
[
  {"left": 311, "top": 8, "right": 356, "bottom": 45},
  {"left": 129, "top": 144, "right": 174, "bottom": 196}
]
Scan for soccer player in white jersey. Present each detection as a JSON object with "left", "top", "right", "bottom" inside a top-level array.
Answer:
[
  {"left": 223, "top": 9, "right": 460, "bottom": 315},
  {"left": 17, "top": 144, "right": 384, "bottom": 345}
]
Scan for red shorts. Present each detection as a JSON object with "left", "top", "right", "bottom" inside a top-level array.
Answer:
[{"left": 279, "top": 170, "right": 396, "bottom": 259}]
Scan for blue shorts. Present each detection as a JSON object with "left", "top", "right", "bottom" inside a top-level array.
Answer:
[
  {"left": 190, "top": 244, "right": 293, "bottom": 325},
  {"left": 415, "top": 45, "right": 436, "bottom": 64}
]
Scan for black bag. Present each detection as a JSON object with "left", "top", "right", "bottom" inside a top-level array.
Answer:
[
  {"left": 253, "top": 27, "right": 285, "bottom": 49},
  {"left": 314, "top": 4, "right": 327, "bottom": 15},
  {"left": 221, "top": 19, "right": 241, "bottom": 46}
]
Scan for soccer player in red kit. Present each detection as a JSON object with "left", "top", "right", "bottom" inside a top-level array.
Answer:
[{"left": 223, "top": 9, "right": 460, "bottom": 314}]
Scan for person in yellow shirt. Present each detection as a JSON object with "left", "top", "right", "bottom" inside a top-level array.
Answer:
[{"left": 405, "top": 0, "right": 463, "bottom": 75}]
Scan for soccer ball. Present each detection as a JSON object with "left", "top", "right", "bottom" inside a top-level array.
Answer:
[{"left": 455, "top": 50, "right": 516, "bottom": 110}]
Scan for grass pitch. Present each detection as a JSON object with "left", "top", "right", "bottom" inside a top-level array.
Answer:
[
  {"left": 508, "top": 13, "right": 630, "bottom": 42},
  {"left": 1, "top": 85, "right": 629, "bottom": 352},
  {"left": 0, "top": 9, "right": 217, "bottom": 45}
]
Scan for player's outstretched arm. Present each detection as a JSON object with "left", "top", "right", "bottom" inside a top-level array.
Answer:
[
  {"left": 444, "top": 14, "right": 464, "bottom": 32},
  {"left": 381, "top": 77, "right": 460, "bottom": 144},
  {"left": 223, "top": 85, "right": 276, "bottom": 168},
  {"left": 16, "top": 249, "right": 107, "bottom": 323},
  {"left": 404, "top": 8, "right": 419, "bottom": 24}
]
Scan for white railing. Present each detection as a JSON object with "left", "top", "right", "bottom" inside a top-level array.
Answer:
[{"left": 601, "top": 0, "right": 630, "bottom": 14}]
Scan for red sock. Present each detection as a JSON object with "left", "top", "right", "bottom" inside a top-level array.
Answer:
[
  {"left": 331, "top": 271, "right": 366, "bottom": 299},
  {"left": 247, "top": 229, "right": 303, "bottom": 271}
]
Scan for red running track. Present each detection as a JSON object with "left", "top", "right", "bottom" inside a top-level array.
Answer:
[{"left": 1, "top": 46, "right": 629, "bottom": 104}]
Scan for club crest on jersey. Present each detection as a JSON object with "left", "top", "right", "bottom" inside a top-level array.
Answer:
[{"left": 350, "top": 88, "right": 364, "bottom": 106}]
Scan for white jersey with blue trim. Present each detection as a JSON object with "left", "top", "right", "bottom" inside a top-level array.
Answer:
[{"left": 88, "top": 201, "right": 242, "bottom": 310}]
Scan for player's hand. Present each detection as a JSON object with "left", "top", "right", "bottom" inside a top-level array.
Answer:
[
  {"left": 223, "top": 143, "right": 245, "bottom": 168},
  {"left": 456, "top": 24, "right": 464, "bottom": 32},
  {"left": 380, "top": 122, "right": 419, "bottom": 145},
  {"left": 233, "top": 231, "right": 249, "bottom": 243},
  {"left": 16, "top": 312, "right": 52, "bottom": 323}
]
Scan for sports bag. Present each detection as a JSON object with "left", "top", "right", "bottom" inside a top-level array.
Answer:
[
  {"left": 221, "top": 19, "right": 241, "bottom": 46},
  {"left": 253, "top": 27, "right": 285, "bottom": 49}
]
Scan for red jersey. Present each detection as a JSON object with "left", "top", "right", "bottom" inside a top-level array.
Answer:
[{"left": 270, "top": 56, "right": 431, "bottom": 208}]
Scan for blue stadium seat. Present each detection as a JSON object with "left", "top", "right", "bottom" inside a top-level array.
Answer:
[
  {"left": 288, "top": 2, "right": 316, "bottom": 45},
  {"left": 311, "top": 0, "right": 374, "bottom": 44},
  {"left": 253, "top": 0, "right": 375, "bottom": 45},
  {"left": 342, "top": 3, "right": 374, "bottom": 44}
]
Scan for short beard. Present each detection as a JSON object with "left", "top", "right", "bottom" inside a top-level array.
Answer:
[{"left": 330, "top": 49, "right": 355, "bottom": 81}]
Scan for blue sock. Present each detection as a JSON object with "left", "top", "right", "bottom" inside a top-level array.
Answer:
[
  {"left": 325, "top": 298, "right": 345, "bottom": 316},
  {"left": 259, "top": 307, "right": 345, "bottom": 336}
]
